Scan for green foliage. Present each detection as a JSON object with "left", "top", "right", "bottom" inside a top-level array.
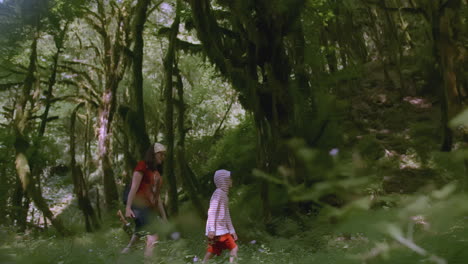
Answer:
[
  {"left": 187, "top": 116, "right": 256, "bottom": 190},
  {"left": 429, "top": 150, "right": 467, "bottom": 184},
  {"left": 307, "top": 0, "right": 335, "bottom": 25},
  {"left": 205, "top": 119, "right": 256, "bottom": 178},
  {"left": 4, "top": 136, "right": 468, "bottom": 264},
  {"left": 356, "top": 135, "right": 385, "bottom": 161},
  {"left": 1, "top": 0, "right": 468, "bottom": 263},
  {"left": 228, "top": 183, "right": 266, "bottom": 235},
  {"left": 333, "top": 190, "right": 468, "bottom": 263},
  {"left": 29, "top": 136, "right": 65, "bottom": 170},
  {"left": 450, "top": 108, "right": 468, "bottom": 128}
]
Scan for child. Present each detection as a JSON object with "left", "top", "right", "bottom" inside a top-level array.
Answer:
[{"left": 203, "top": 169, "right": 238, "bottom": 263}]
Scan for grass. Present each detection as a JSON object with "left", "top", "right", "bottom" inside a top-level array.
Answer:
[
  {"left": 4, "top": 210, "right": 467, "bottom": 264},
  {"left": 0, "top": 226, "right": 322, "bottom": 264}
]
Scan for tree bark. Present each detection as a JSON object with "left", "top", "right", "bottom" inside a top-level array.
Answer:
[
  {"left": 175, "top": 64, "right": 206, "bottom": 220},
  {"left": 130, "top": 0, "right": 153, "bottom": 158},
  {"left": 12, "top": 179, "right": 28, "bottom": 230},
  {"left": 212, "top": 96, "right": 235, "bottom": 139},
  {"left": 163, "top": 0, "right": 181, "bottom": 216},
  {"left": 382, "top": 0, "right": 405, "bottom": 95},
  {"left": 0, "top": 166, "right": 7, "bottom": 225},
  {"left": 92, "top": 0, "right": 131, "bottom": 208},
  {"left": 187, "top": 0, "right": 304, "bottom": 221},
  {"left": 321, "top": 27, "right": 337, "bottom": 73},
  {"left": 98, "top": 89, "right": 120, "bottom": 207},
  {"left": 428, "top": 0, "right": 464, "bottom": 151},
  {"left": 70, "top": 103, "right": 100, "bottom": 232},
  {"left": 366, "top": 6, "right": 391, "bottom": 83}
]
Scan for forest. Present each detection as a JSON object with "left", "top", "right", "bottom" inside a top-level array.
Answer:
[{"left": 0, "top": 0, "right": 467, "bottom": 263}]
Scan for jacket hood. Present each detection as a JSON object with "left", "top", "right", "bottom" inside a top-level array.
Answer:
[{"left": 214, "top": 169, "right": 231, "bottom": 192}]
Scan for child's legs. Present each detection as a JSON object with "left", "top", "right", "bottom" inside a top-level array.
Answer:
[
  {"left": 205, "top": 236, "right": 222, "bottom": 262},
  {"left": 202, "top": 252, "right": 214, "bottom": 263},
  {"left": 204, "top": 240, "right": 219, "bottom": 263},
  {"left": 229, "top": 246, "right": 238, "bottom": 263}
]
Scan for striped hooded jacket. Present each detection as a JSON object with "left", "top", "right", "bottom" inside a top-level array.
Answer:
[{"left": 205, "top": 169, "right": 236, "bottom": 236}]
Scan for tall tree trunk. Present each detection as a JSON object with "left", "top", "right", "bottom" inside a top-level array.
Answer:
[
  {"left": 98, "top": 88, "right": 119, "bottom": 207},
  {"left": 251, "top": 64, "right": 272, "bottom": 222},
  {"left": 321, "top": 27, "right": 337, "bottom": 73},
  {"left": 93, "top": 0, "right": 130, "bottom": 208},
  {"left": 430, "top": 0, "right": 464, "bottom": 151},
  {"left": 175, "top": 65, "right": 206, "bottom": 220},
  {"left": 336, "top": 5, "right": 368, "bottom": 64},
  {"left": 382, "top": 1, "right": 405, "bottom": 95},
  {"left": 84, "top": 108, "right": 92, "bottom": 186},
  {"left": 289, "top": 15, "right": 310, "bottom": 185},
  {"left": 96, "top": 188, "right": 102, "bottom": 220},
  {"left": 71, "top": 103, "right": 100, "bottom": 232},
  {"left": 0, "top": 166, "right": 7, "bottom": 225},
  {"left": 130, "top": 0, "right": 153, "bottom": 158},
  {"left": 188, "top": 0, "right": 303, "bottom": 221},
  {"left": 12, "top": 179, "right": 28, "bottom": 230},
  {"left": 366, "top": 6, "right": 391, "bottom": 83},
  {"left": 163, "top": 0, "right": 181, "bottom": 216},
  {"left": 118, "top": 106, "right": 138, "bottom": 179}
]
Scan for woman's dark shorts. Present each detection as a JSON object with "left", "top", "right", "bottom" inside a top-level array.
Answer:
[{"left": 132, "top": 206, "right": 159, "bottom": 236}]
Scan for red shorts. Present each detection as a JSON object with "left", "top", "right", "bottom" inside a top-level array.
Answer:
[{"left": 207, "top": 234, "right": 237, "bottom": 256}]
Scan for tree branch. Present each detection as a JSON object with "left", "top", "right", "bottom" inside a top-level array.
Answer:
[
  {"left": 147, "top": 0, "right": 164, "bottom": 17},
  {"left": 212, "top": 95, "right": 236, "bottom": 138}
]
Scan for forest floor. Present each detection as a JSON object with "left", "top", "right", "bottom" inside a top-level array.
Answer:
[{"left": 345, "top": 65, "right": 451, "bottom": 194}]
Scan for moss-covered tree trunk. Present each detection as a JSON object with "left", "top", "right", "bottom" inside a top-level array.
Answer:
[
  {"left": 90, "top": 0, "right": 130, "bottom": 207},
  {"left": 382, "top": 0, "right": 405, "bottom": 95},
  {"left": 0, "top": 166, "right": 6, "bottom": 225},
  {"left": 163, "top": 0, "right": 180, "bottom": 216},
  {"left": 366, "top": 6, "right": 391, "bottom": 83},
  {"left": 321, "top": 27, "right": 337, "bottom": 73},
  {"left": 70, "top": 103, "right": 100, "bottom": 232},
  {"left": 429, "top": 0, "right": 465, "bottom": 151},
  {"left": 98, "top": 88, "right": 120, "bottom": 207},
  {"left": 187, "top": 0, "right": 305, "bottom": 221},
  {"left": 175, "top": 64, "right": 206, "bottom": 220},
  {"left": 83, "top": 107, "right": 93, "bottom": 189},
  {"left": 12, "top": 180, "right": 28, "bottom": 230},
  {"left": 130, "top": 0, "right": 152, "bottom": 158}
]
